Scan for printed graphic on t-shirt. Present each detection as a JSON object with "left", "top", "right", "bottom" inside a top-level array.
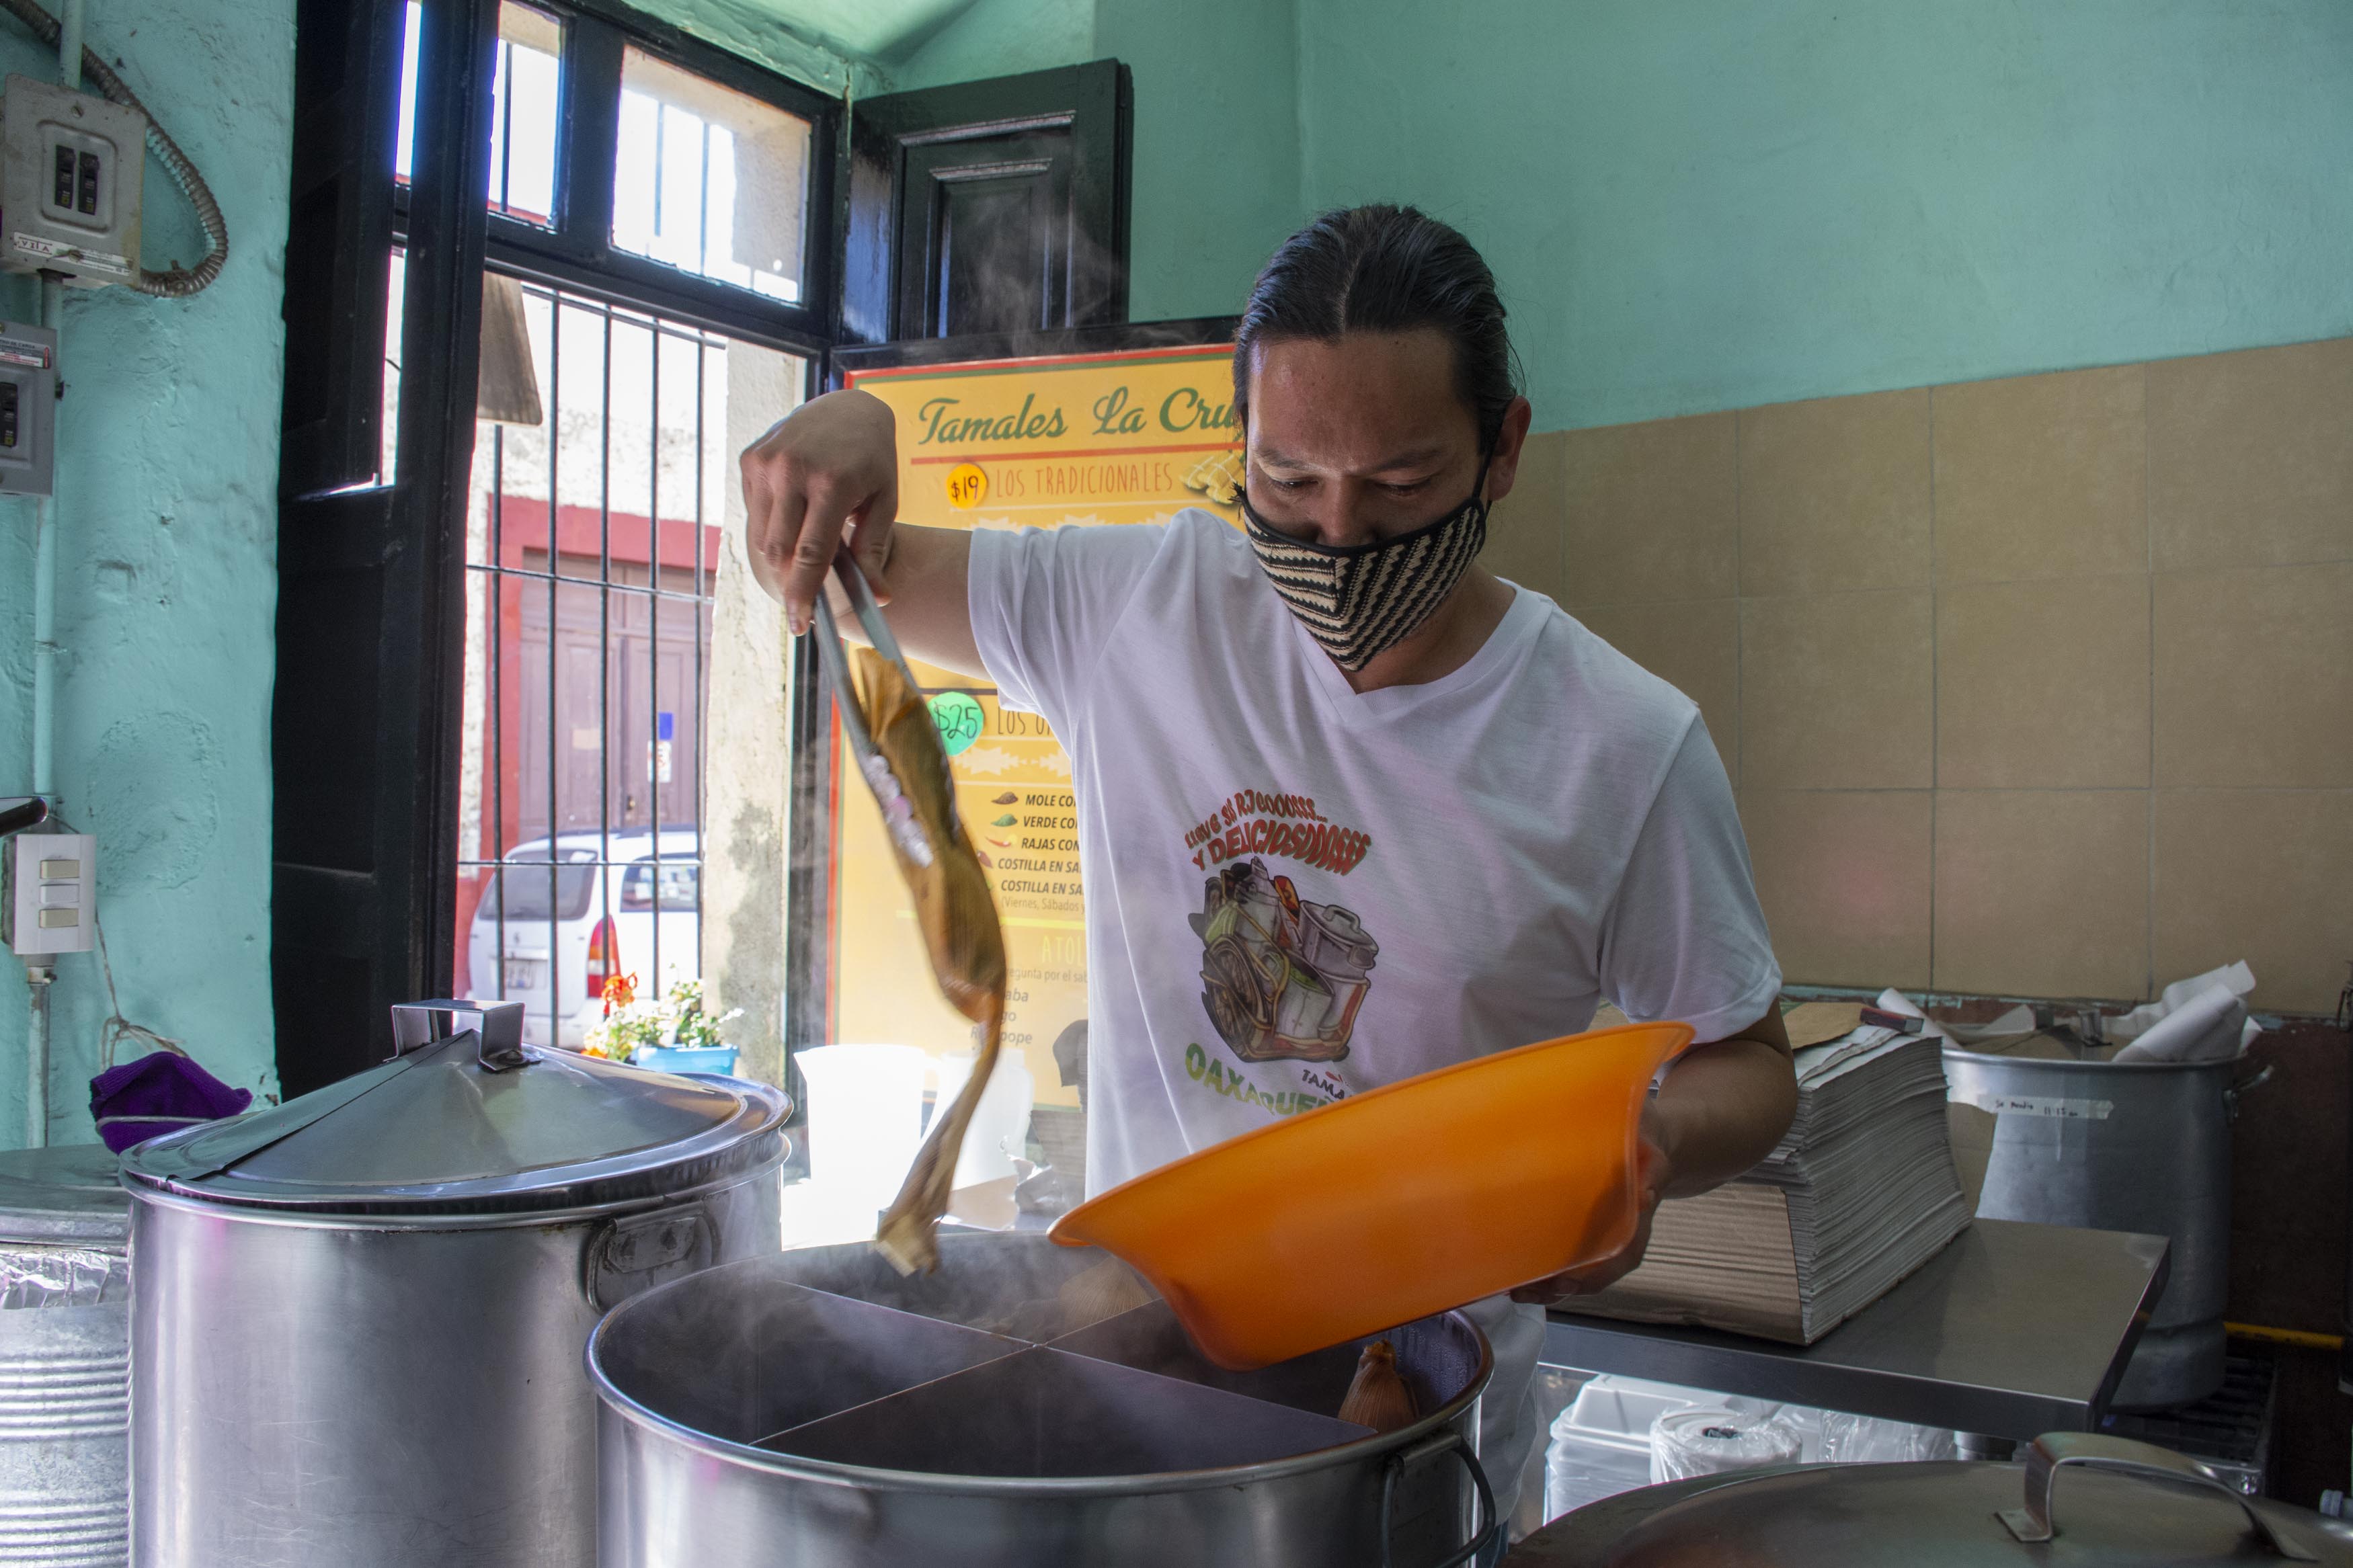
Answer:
[
  {"left": 1191, "top": 858, "right": 1380, "bottom": 1063},
  {"left": 1180, "top": 787, "right": 1379, "bottom": 1069}
]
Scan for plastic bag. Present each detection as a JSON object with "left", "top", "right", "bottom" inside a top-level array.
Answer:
[
  {"left": 1821, "top": 1409, "right": 1957, "bottom": 1462},
  {"left": 1648, "top": 1405, "right": 1804, "bottom": 1482},
  {"left": 1544, "top": 1438, "right": 1655, "bottom": 1520}
]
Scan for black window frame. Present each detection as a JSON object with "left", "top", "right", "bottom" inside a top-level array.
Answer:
[
  {"left": 393, "top": 0, "right": 842, "bottom": 361},
  {"left": 276, "top": 0, "right": 837, "bottom": 1093},
  {"left": 278, "top": 0, "right": 1133, "bottom": 1091}
]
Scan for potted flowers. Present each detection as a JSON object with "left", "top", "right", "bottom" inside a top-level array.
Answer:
[{"left": 583, "top": 975, "right": 742, "bottom": 1076}]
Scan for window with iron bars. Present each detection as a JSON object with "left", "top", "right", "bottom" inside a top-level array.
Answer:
[{"left": 387, "top": 0, "right": 824, "bottom": 1052}]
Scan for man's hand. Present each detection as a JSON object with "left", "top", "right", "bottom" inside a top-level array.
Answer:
[
  {"left": 740, "top": 388, "right": 900, "bottom": 635},
  {"left": 1507, "top": 1005, "right": 1797, "bottom": 1310},
  {"left": 1509, "top": 1116, "right": 1673, "bottom": 1306}
]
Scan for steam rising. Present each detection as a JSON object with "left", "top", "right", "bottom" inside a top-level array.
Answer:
[{"left": 594, "top": 1235, "right": 1488, "bottom": 1483}]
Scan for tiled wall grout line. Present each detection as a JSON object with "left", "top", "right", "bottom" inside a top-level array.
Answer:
[
  {"left": 2144, "top": 364, "right": 2158, "bottom": 1003},
  {"left": 1925, "top": 388, "right": 1939, "bottom": 991},
  {"left": 1732, "top": 409, "right": 1744, "bottom": 794}
]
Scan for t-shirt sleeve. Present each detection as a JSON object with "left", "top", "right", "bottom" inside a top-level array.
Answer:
[
  {"left": 1597, "top": 717, "right": 1784, "bottom": 1043},
  {"left": 967, "top": 522, "right": 1167, "bottom": 733}
]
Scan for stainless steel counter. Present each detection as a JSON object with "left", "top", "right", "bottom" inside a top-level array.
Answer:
[{"left": 1541, "top": 1219, "right": 2169, "bottom": 1440}]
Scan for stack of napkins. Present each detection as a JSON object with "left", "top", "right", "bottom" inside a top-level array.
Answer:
[{"left": 1562, "top": 1026, "right": 1972, "bottom": 1345}]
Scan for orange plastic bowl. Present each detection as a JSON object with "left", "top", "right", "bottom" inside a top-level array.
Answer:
[{"left": 1048, "top": 1021, "right": 1693, "bottom": 1370}]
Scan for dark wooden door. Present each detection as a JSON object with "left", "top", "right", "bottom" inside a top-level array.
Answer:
[
  {"left": 838, "top": 60, "right": 1131, "bottom": 345},
  {"left": 272, "top": 0, "right": 496, "bottom": 1095}
]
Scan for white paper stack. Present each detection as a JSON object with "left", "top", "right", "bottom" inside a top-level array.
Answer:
[{"left": 1563, "top": 1028, "right": 1972, "bottom": 1344}]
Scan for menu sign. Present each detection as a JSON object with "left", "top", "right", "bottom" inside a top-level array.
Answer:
[{"left": 832, "top": 344, "right": 1241, "bottom": 1108}]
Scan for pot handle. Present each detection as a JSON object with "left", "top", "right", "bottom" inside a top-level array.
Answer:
[
  {"left": 1378, "top": 1427, "right": 1500, "bottom": 1568},
  {"left": 2225, "top": 1062, "right": 2276, "bottom": 1121},
  {"left": 391, "top": 999, "right": 531, "bottom": 1073},
  {"left": 585, "top": 1203, "right": 716, "bottom": 1312},
  {"left": 1999, "top": 1433, "right": 2316, "bottom": 1560}
]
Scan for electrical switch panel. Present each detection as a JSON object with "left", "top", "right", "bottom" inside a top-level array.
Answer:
[
  {"left": 0, "top": 75, "right": 145, "bottom": 287},
  {"left": 0, "top": 317, "right": 56, "bottom": 496},
  {"left": 8, "top": 832, "right": 94, "bottom": 956}
]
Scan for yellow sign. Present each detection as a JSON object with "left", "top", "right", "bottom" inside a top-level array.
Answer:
[{"left": 834, "top": 344, "right": 1240, "bottom": 1108}]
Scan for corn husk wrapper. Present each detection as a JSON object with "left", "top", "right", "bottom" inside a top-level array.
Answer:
[
  {"left": 1337, "top": 1339, "right": 1417, "bottom": 1433},
  {"left": 848, "top": 647, "right": 1009, "bottom": 1276}
]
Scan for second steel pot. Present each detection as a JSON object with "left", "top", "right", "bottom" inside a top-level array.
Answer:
[
  {"left": 1520, "top": 1433, "right": 2351, "bottom": 1567},
  {"left": 1943, "top": 1047, "right": 2256, "bottom": 1408},
  {"left": 592, "top": 1233, "right": 1501, "bottom": 1568},
  {"left": 123, "top": 999, "right": 788, "bottom": 1568}
]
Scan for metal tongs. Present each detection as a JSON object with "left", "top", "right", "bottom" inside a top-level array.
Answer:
[{"left": 811, "top": 552, "right": 955, "bottom": 866}]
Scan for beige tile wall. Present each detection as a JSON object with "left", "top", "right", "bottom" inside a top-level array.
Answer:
[{"left": 1484, "top": 336, "right": 2353, "bottom": 1014}]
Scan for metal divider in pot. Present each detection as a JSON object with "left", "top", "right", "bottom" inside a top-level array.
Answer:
[{"left": 762, "top": 1346, "right": 1375, "bottom": 1475}]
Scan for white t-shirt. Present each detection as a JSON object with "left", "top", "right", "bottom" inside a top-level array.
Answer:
[
  {"left": 969, "top": 508, "right": 1782, "bottom": 1513},
  {"left": 969, "top": 508, "right": 1782, "bottom": 1194}
]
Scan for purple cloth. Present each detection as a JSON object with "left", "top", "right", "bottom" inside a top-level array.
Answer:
[{"left": 89, "top": 1052, "right": 252, "bottom": 1153}]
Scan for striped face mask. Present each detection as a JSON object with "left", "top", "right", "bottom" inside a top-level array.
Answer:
[{"left": 1240, "top": 455, "right": 1492, "bottom": 671}]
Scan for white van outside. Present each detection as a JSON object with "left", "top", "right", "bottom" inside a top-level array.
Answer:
[{"left": 467, "top": 829, "right": 703, "bottom": 1048}]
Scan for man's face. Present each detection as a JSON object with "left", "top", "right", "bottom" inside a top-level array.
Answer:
[{"left": 1244, "top": 329, "right": 1520, "bottom": 548}]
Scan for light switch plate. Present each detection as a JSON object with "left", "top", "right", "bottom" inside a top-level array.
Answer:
[
  {"left": 1, "top": 75, "right": 145, "bottom": 287},
  {"left": 8, "top": 833, "right": 93, "bottom": 956}
]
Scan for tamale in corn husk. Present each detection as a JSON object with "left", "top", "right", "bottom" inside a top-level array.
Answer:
[
  {"left": 844, "top": 645, "right": 1009, "bottom": 1276},
  {"left": 1337, "top": 1339, "right": 1417, "bottom": 1433}
]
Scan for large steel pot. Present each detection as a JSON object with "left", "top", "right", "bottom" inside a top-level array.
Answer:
[
  {"left": 122, "top": 1000, "right": 788, "bottom": 1568},
  {"left": 1943, "top": 1048, "right": 2256, "bottom": 1408},
  {"left": 0, "top": 1143, "right": 131, "bottom": 1567},
  {"left": 1514, "top": 1432, "right": 2352, "bottom": 1566},
  {"left": 591, "top": 1233, "right": 1502, "bottom": 1567}
]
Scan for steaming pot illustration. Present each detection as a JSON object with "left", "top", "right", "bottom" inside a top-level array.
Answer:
[{"left": 1189, "top": 858, "right": 1378, "bottom": 1064}]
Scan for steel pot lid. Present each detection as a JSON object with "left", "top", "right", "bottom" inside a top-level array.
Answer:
[
  {"left": 121, "top": 1000, "right": 789, "bottom": 1216},
  {"left": 1603, "top": 1435, "right": 2348, "bottom": 1567},
  {"left": 0, "top": 1141, "right": 128, "bottom": 1245}
]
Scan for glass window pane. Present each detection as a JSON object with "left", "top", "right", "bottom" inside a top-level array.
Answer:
[
  {"left": 395, "top": 3, "right": 422, "bottom": 183},
  {"left": 396, "top": 1, "right": 563, "bottom": 231},
  {"left": 612, "top": 46, "right": 809, "bottom": 304},
  {"left": 380, "top": 246, "right": 406, "bottom": 485},
  {"left": 453, "top": 270, "right": 806, "bottom": 1046},
  {"left": 491, "top": 3, "right": 563, "bottom": 224}
]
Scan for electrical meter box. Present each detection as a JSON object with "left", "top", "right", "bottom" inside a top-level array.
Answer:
[
  {"left": 0, "top": 318, "right": 55, "bottom": 496},
  {"left": 1, "top": 75, "right": 144, "bottom": 287}
]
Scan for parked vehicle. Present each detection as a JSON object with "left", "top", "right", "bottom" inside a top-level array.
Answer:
[{"left": 467, "top": 829, "right": 703, "bottom": 1047}]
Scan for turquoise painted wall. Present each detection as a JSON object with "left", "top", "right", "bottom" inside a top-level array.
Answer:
[
  {"left": 891, "top": 0, "right": 1093, "bottom": 91},
  {"left": 0, "top": 2, "right": 293, "bottom": 1144},
  {"left": 642, "top": 0, "right": 889, "bottom": 96},
  {"left": 1094, "top": 0, "right": 1300, "bottom": 327},
  {"left": 866, "top": 0, "right": 2353, "bottom": 429},
  {"left": 1298, "top": 0, "right": 2353, "bottom": 430},
  {"left": 875, "top": 0, "right": 2353, "bottom": 428}
]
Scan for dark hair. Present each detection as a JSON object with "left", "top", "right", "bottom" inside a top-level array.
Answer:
[{"left": 1232, "top": 204, "right": 1521, "bottom": 450}]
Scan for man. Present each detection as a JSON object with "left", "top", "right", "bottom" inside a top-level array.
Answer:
[{"left": 742, "top": 205, "right": 1795, "bottom": 1527}]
